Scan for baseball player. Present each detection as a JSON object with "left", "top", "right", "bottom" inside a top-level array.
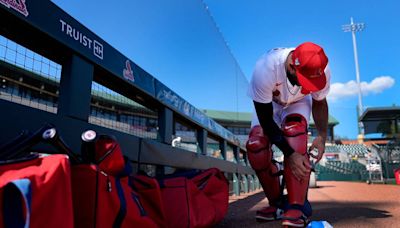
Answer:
[{"left": 246, "top": 42, "right": 330, "bottom": 227}]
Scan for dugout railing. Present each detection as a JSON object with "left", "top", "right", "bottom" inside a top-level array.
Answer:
[{"left": 0, "top": 0, "right": 257, "bottom": 195}]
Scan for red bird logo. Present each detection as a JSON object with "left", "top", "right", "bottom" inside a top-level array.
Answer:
[{"left": 123, "top": 60, "right": 135, "bottom": 82}]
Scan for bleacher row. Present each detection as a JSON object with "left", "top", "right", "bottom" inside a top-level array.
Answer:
[
  {"left": 272, "top": 144, "right": 370, "bottom": 159},
  {"left": 337, "top": 144, "right": 370, "bottom": 158},
  {"left": 324, "top": 145, "right": 340, "bottom": 153},
  {"left": 315, "top": 162, "right": 369, "bottom": 181},
  {"left": 270, "top": 143, "right": 375, "bottom": 181},
  {"left": 317, "top": 145, "right": 372, "bottom": 181},
  {"left": 322, "top": 160, "right": 367, "bottom": 174},
  {"left": 324, "top": 144, "right": 371, "bottom": 158}
]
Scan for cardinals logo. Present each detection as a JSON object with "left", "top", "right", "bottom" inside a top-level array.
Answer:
[
  {"left": 309, "top": 68, "right": 323, "bottom": 78},
  {"left": 294, "top": 58, "right": 300, "bottom": 66},
  {"left": 0, "top": 0, "right": 29, "bottom": 17},
  {"left": 123, "top": 60, "right": 135, "bottom": 82}
]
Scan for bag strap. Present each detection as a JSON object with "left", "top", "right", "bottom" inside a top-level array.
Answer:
[
  {"left": 3, "top": 178, "right": 32, "bottom": 228},
  {"left": 113, "top": 178, "right": 127, "bottom": 228}
]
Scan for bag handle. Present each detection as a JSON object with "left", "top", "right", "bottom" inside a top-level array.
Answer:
[
  {"left": 80, "top": 130, "right": 118, "bottom": 164},
  {"left": 41, "top": 128, "right": 81, "bottom": 164},
  {"left": 3, "top": 179, "right": 32, "bottom": 228}
]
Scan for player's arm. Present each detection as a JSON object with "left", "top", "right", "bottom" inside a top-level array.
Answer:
[
  {"left": 309, "top": 98, "right": 328, "bottom": 163},
  {"left": 253, "top": 101, "right": 294, "bottom": 157}
]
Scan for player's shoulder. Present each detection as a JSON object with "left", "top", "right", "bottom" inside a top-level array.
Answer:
[
  {"left": 261, "top": 47, "right": 292, "bottom": 64},
  {"left": 267, "top": 47, "right": 292, "bottom": 56},
  {"left": 265, "top": 47, "right": 285, "bottom": 59},
  {"left": 268, "top": 47, "right": 286, "bottom": 53},
  {"left": 324, "top": 64, "right": 332, "bottom": 82},
  {"left": 254, "top": 48, "right": 280, "bottom": 69}
]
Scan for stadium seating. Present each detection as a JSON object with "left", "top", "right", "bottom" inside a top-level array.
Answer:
[
  {"left": 315, "top": 160, "right": 369, "bottom": 181},
  {"left": 255, "top": 143, "right": 376, "bottom": 181},
  {"left": 325, "top": 145, "right": 340, "bottom": 153},
  {"left": 337, "top": 144, "right": 369, "bottom": 158}
]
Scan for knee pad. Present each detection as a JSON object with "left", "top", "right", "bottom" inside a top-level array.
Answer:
[
  {"left": 282, "top": 114, "right": 308, "bottom": 155},
  {"left": 246, "top": 126, "right": 272, "bottom": 171}
]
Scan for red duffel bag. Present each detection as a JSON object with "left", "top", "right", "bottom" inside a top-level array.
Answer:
[
  {"left": 132, "top": 168, "right": 229, "bottom": 228},
  {"left": 71, "top": 134, "right": 157, "bottom": 228},
  {"left": 0, "top": 153, "right": 74, "bottom": 228},
  {"left": 130, "top": 174, "right": 167, "bottom": 228}
]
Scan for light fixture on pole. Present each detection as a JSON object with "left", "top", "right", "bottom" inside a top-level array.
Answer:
[{"left": 342, "top": 17, "right": 365, "bottom": 134}]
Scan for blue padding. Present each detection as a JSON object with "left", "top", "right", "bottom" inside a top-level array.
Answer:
[
  {"left": 157, "top": 169, "right": 200, "bottom": 188},
  {"left": 3, "top": 178, "right": 32, "bottom": 228},
  {"left": 113, "top": 178, "right": 127, "bottom": 228},
  {"left": 120, "top": 157, "right": 133, "bottom": 177}
]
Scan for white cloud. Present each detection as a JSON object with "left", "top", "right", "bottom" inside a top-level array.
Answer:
[{"left": 328, "top": 76, "right": 395, "bottom": 101}]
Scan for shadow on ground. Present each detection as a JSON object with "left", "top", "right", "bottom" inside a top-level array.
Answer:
[
  {"left": 313, "top": 185, "right": 336, "bottom": 189},
  {"left": 216, "top": 192, "right": 394, "bottom": 228}
]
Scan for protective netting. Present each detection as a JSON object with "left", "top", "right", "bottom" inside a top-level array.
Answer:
[
  {"left": 89, "top": 82, "right": 159, "bottom": 139},
  {"left": 52, "top": 0, "right": 252, "bottom": 135},
  {"left": 173, "top": 120, "right": 199, "bottom": 153},
  {"left": 0, "top": 35, "right": 61, "bottom": 113}
]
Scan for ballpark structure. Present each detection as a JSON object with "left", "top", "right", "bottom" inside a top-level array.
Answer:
[
  {"left": 1, "top": 1, "right": 398, "bottom": 195},
  {"left": 0, "top": 0, "right": 257, "bottom": 196}
]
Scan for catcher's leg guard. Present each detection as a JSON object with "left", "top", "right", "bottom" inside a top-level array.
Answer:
[
  {"left": 246, "top": 126, "right": 281, "bottom": 206},
  {"left": 282, "top": 114, "right": 311, "bottom": 206}
]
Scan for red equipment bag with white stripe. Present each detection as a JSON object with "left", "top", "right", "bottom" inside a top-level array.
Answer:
[
  {"left": 71, "top": 135, "right": 157, "bottom": 228},
  {"left": 0, "top": 154, "right": 74, "bottom": 228},
  {"left": 132, "top": 168, "right": 229, "bottom": 228}
]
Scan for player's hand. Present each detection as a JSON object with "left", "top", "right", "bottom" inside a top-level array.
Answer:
[
  {"left": 309, "top": 135, "right": 326, "bottom": 164},
  {"left": 287, "top": 152, "right": 311, "bottom": 181}
]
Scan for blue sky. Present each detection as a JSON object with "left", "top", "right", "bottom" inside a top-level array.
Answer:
[{"left": 52, "top": 0, "right": 399, "bottom": 139}]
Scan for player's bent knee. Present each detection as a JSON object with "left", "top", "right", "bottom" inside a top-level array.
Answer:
[{"left": 282, "top": 114, "right": 308, "bottom": 155}]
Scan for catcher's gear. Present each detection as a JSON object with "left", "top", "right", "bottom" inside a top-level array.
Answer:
[
  {"left": 282, "top": 114, "right": 310, "bottom": 206},
  {"left": 246, "top": 126, "right": 281, "bottom": 206},
  {"left": 282, "top": 114, "right": 312, "bottom": 226}
]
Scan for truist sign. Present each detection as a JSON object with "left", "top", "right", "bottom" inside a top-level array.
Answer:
[
  {"left": 59, "top": 19, "right": 104, "bottom": 60},
  {"left": 0, "top": 0, "right": 29, "bottom": 17}
]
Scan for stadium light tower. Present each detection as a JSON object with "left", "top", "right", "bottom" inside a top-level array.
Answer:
[{"left": 342, "top": 17, "right": 365, "bottom": 134}]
